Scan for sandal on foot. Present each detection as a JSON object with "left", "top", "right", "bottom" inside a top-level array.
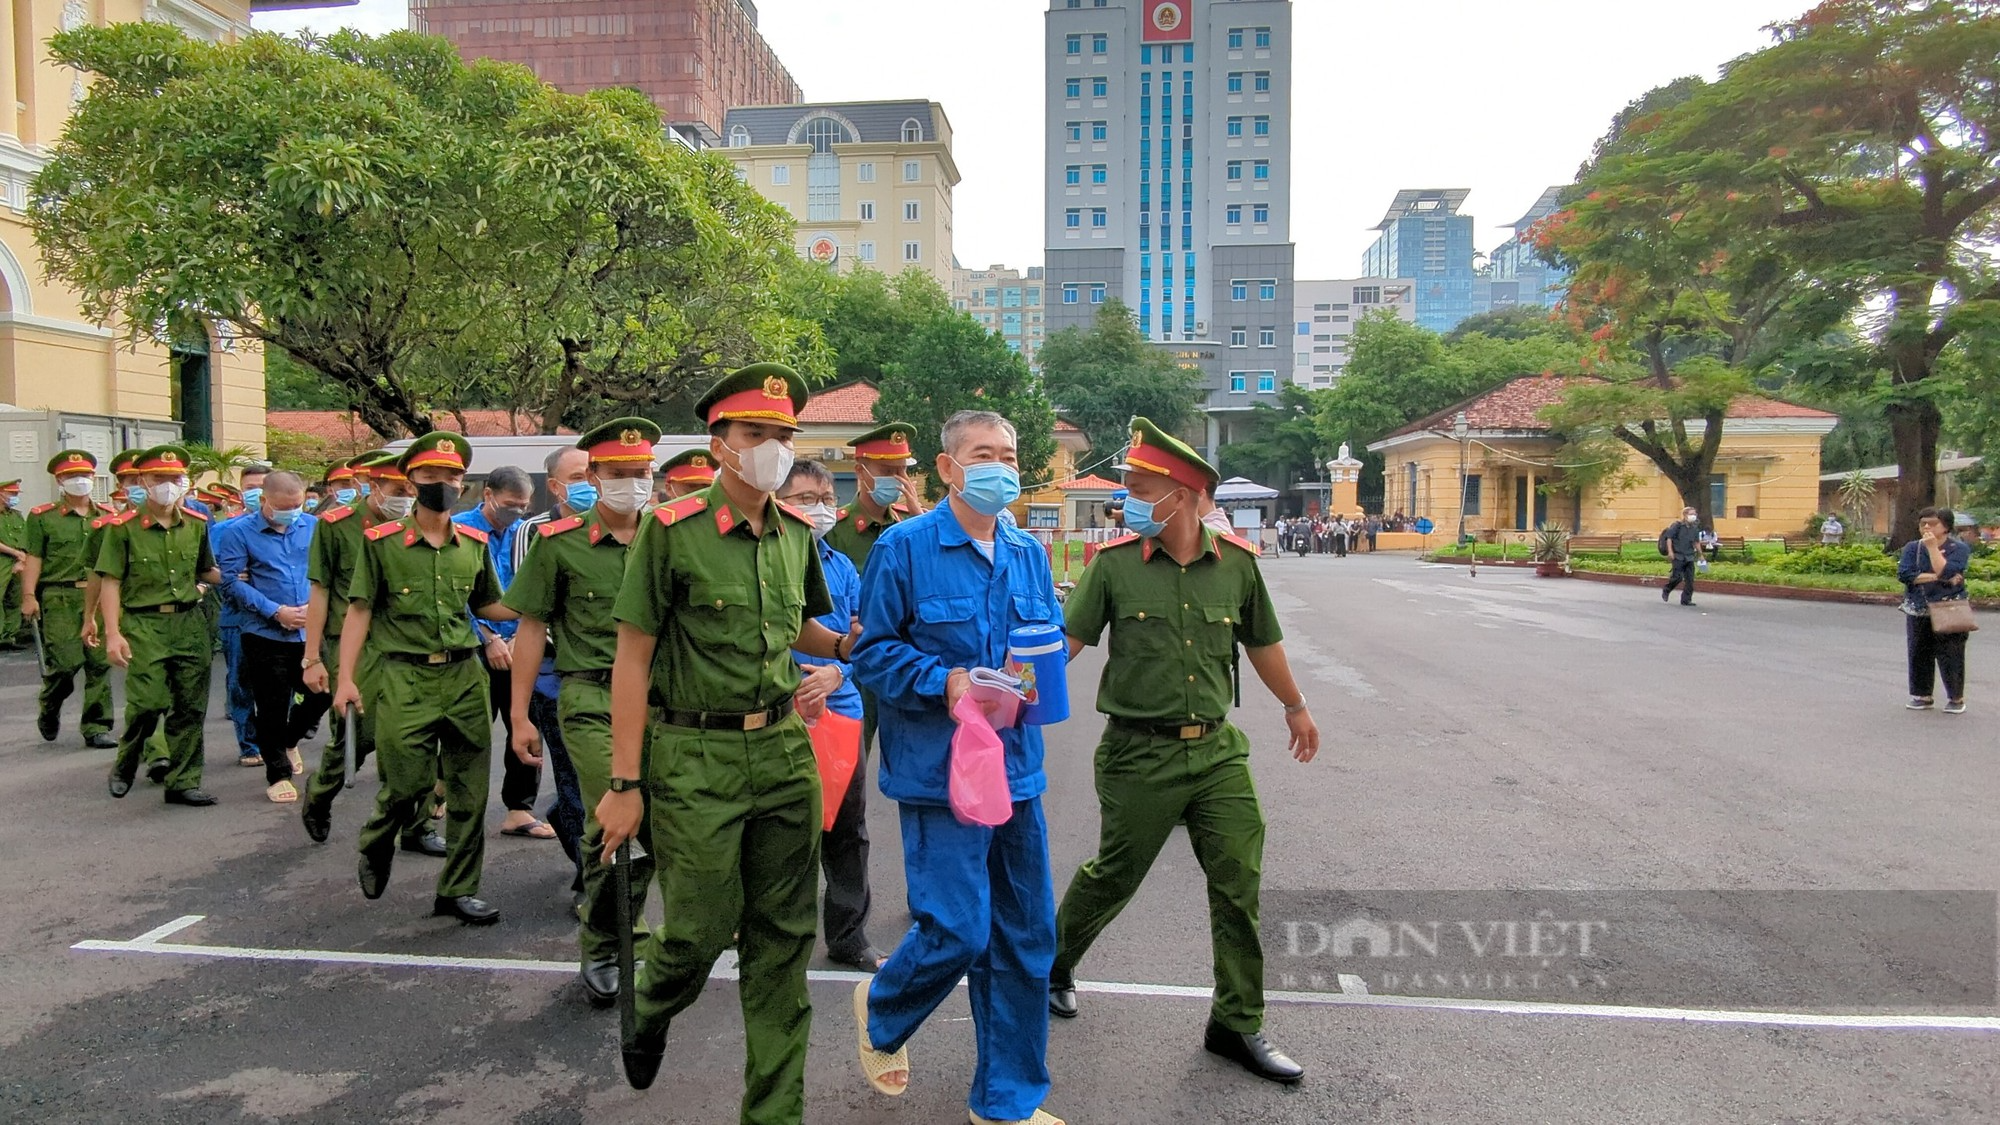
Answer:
[
  {"left": 854, "top": 981, "right": 908, "bottom": 1097},
  {"left": 499, "top": 818, "right": 556, "bottom": 839},
  {"left": 239, "top": 754, "right": 264, "bottom": 767},
  {"left": 266, "top": 780, "right": 299, "bottom": 804},
  {"left": 970, "top": 1111, "right": 1066, "bottom": 1125},
  {"left": 287, "top": 749, "right": 305, "bottom": 775}
]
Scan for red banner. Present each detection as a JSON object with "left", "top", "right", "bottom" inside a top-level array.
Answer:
[{"left": 1142, "top": 0, "right": 1191, "bottom": 43}]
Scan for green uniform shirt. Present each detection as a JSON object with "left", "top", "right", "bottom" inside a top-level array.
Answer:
[
  {"left": 1063, "top": 529, "right": 1283, "bottom": 724},
  {"left": 306, "top": 504, "right": 380, "bottom": 640},
  {"left": 25, "top": 501, "right": 111, "bottom": 584},
  {"left": 824, "top": 501, "right": 915, "bottom": 575},
  {"left": 0, "top": 508, "right": 26, "bottom": 552},
  {"left": 346, "top": 518, "right": 504, "bottom": 657},
  {"left": 503, "top": 509, "right": 634, "bottom": 673},
  {"left": 93, "top": 509, "right": 216, "bottom": 607},
  {"left": 613, "top": 483, "right": 833, "bottom": 713}
]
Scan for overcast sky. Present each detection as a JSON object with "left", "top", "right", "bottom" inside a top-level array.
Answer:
[{"left": 256, "top": 0, "right": 1808, "bottom": 278}]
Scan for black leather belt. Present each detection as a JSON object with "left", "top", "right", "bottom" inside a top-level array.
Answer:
[
  {"left": 382, "top": 648, "right": 477, "bottom": 667},
  {"left": 654, "top": 697, "right": 794, "bottom": 732},
  {"left": 562, "top": 668, "right": 612, "bottom": 684},
  {"left": 1111, "top": 717, "right": 1223, "bottom": 741},
  {"left": 37, "top": 580, "right": 88, "bottom": 591},
  {"left": 129, "top": 602, "right": 199, "bottom": 615}
]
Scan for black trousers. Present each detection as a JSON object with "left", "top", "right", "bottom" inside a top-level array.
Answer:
[
  {"left": 484, "top": 659, "right": 541, "bottom": 813},
  {"left": 1663, "top": 557, "right": 1698, "bottom": 603},
  {"left": 1906, "top": 613, "right": 1968, "bottom": 701},
  {"left": 529, "top": 684, "right": 585, "bottom": 889},
  {"left": 820, "top": 710, "right": 874, "bottom": 959},
  {"left": 1334, "top": 533, "right": 1349, "bottom": 557},
  {"left": 240, "top": 633, "right": 332, "bottom": 786}
]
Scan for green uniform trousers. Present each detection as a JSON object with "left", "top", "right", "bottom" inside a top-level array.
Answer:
[
  {"left": 305, "top": 644, "right": 441, "bottom": 841},
  {"left": 36, "top": 586, "right": 113, "bottom": 737},
  {"left": 0, "top": 564, "right": 21, "bottom": 647},
  {"left": 633, "top": 714, "right": 821, "bottom": 1125},
  {"left": 112, "top": 610, "right": 212, "bottom": 793},
  {"left": 559, "top": 676, "right": 654, "bottom": 965},
  {"left": 1053, "top": 721, "right": 1268, "bottom": 1032},
  {"left": 357, "top": 657, "right": 490, "bottom": 899}
]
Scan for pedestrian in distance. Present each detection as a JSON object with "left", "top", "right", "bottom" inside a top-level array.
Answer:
[
  {"left": 1821, "top": 514, "right": 1845, "bottom": 546},
  {"left": 1899, "top": 506, "right": 1972, "bottom": 715},
  {"left": 1658, "top": 506, "right": 1703, "bottom": 607}
]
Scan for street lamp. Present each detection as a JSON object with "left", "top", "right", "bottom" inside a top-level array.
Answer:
[{"left": 1454, "top": 411, "right": 1474, "bottom": 577}]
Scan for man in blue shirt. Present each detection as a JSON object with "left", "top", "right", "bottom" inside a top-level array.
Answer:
[
  {"left": 850, "top": 410, "right": 1068, "bottom": 1125},
  {"left": 452, "top": 465, "right": 550, "bottom": 837},
  {"left": 211, "top": 465, "right": 268, "bottom": 769},
  {"left": 779, "top": 461, "right": 885, "bottom": 974},
  {"left": 217, "top": 470, "right": 330, "bottom": 803}
]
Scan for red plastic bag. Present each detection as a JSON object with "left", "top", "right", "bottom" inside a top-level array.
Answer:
[
  {"left": 808, "top": 710, "right": 862, "bottom": 832},
  {"left": 948, "top": 693, "right": 1013, "bottom": 828}
]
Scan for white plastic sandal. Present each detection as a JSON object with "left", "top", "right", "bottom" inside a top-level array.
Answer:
[
  {"left": 854, "top": 980, "right": 908, "bottom": 1096},
  {"left": 970, "top": 1110, "right": 1066, "bottom": 1125}
]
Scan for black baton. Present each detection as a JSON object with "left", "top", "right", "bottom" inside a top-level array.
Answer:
[
  {"left": 30, "top": 614, "right": 49, "bottom": 679},
  {"left": 343, "top": 703, "right": 357, "bottom": 786},
  {"left": 613, "top": 840, "right": 636, "bottom": 1051}
]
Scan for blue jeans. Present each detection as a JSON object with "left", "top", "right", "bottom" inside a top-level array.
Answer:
[
  {"left": 868, "top": 798, "right": 1056, "bottom": 1121},
  {"left": 218, "top": 624, "right": 259, "bottom": 758},
  {"left": 530, "top": 684, "right": 584, "bottom": 889}
]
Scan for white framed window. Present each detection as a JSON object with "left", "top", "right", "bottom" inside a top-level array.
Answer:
[
  {"left": 903, "top": 240, "right": 921, "bottom": 263},
  {"left": 858, "top": 241, "right": 876, "bottom": 263},
  {"left": 856, "top": 162, "right": 876, "bottom": 183},
  {"left": 770, "top": 165, "right": 790, "bottom": 186},
  {"left": 1225, "top": 205, "right": 1242, "bottom": 224},
  {"left": 728, "top": 125, "right": 750, "bottom": 148},
  {"left": 1091, "top": 33, "right": 1107, "bottom": 53},
  {"left": 1062, "top": 284, "right": 1079, "bottom": 304},
  {"left": 1257, "top": 372, "right": 1277, "bottom": 393},
  {"left": 1065, "top": 34, "right": 1082, "bottom": 55},
  {"left": 1229, "top": 327, "right": 1246, "bottom": 347},
  {"left": 901, "top": 118, "right": 923, "bottom": 143},
  {"left": 903, "top": 161, "right": 920, "bottom": 182},
  {"left": 1089, "top": 284, "right": 1106, "bottom": 303},
  {"left": 904, "top": 201, "right": 921, "bottom": 222},
  {"left": 1259, "top": 281, "right": 1277, "bottom": 301},
  {"left": 858, "top": 201, "right": 875, "bottom": 221},
  {"left": 1230, "top": 281, "right": 1248, "bottom": 301},
  {"left": 1090, "top": 209, "right": 1107, "bottom": 228},
  {"left": 1229, "top": 372, "right": 1247, "bottom": 393},
  {"left": 1259, "top": 327, "right": 1276, "bottom": 347},
  {"left": 1065, "top": 208, "right": 1082, "bottom": 229},
  {"left": 1066, "top": 121, "right": 1083, "bottom": 142}
]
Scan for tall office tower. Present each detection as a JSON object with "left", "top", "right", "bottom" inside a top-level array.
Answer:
[
  {"left": 954, "top": 265, "right": 1049, "bottom": 367},
  {"left": 1362, "top": 189, "right": 1476, "bottom": 333},
  {"left": 1043, "top": 0, "right": 1295, "bottom": 435},
  {"left": 409, "top": 0, "right": 801, "bottom": 145},
  {"left": 1483, "top": 186, "right": 1570, "bottom": 313}
]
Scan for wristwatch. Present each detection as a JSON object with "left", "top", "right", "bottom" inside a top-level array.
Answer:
[
  {"left": 607, "top": 777, "right": 643, "bottom": 793},
  {"left": 301, "top": 656, "right": 322, "bottom": 670}
]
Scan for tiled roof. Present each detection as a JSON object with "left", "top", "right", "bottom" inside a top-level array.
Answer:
[
  {"left": 799, "top": 382, "right": 879, "bottom": 424},
  {"left": 267, "top": 409, "right": 565, "bottom": 442},
  {"left": 1380, "top": 376, "right": 1837, "bottom": 441},
  {"left": 1061, "top": 474, "right": 1122, "bottom": 491}
]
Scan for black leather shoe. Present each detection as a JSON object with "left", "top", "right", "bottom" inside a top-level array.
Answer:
[
  {"left": 36, "top": 711, "right": 58, "bottom": 742},
  {"left": 433, "top": 895, "right": 500, "bottom": 925},
  {"left": 827, "top": 946, "right": 890, "bottom": 974},
  {"left": 301, "top": 804, "right": 331, "bottom": 844},
  {"left": 163, "top": 788, "right": 217, "bottom": 807},
  {"left": 622, "top": 1025, "right": 668, "bottom": 1090},
  {"left": 84, "top": 733, "right": 116, "bottom": 750},
  {"left": 399, "top": 831, "right": 448, "bottom": 857},
  {"left": 358, "top": 845, "right": 394, "bottom": 899},
  {"left": 1049, "top": 976, "right": 1078, "bottom": 1019},
  {"left": 145, "top": 760, "right": 170, "bottom": 784},
  {"left": 580, "top": 960, "right": 619, "bottom": 1008},
  {"left": 1203, "top": 1018, "right": 1304, "bottom": 1084},
  {"left": 107, "top": 770, "right": 133, "bottom": 799}
]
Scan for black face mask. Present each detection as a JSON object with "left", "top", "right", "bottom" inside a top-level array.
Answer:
[{"left": 415, "top": 481, "right": 463, "bottom": 514}]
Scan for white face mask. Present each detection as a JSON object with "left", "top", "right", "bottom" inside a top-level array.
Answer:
[
  {"left": 799, "top": 503, "right": 839, "bottom": 539},
  {"left": 376, "top": 494, "right": 415, "bottom": 520},
  {"left": 596, "top": 477, "right": 653, "bottom": 514},
  {"left": 147, "top": 479, "right": 188, "bottom": 507},
  {"left": 59, "top": 476, "right": 95, "bottom": 498},
  {"left": 725, "top": 438, "right": 795, "bottom": 494}
]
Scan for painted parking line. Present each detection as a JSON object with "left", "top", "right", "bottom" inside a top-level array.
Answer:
[{"left": 73, "top": 917, "right": 2000, "bottom": 1033}]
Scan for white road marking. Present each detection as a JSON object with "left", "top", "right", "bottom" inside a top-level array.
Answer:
[{"left": 72, "top": 919, "right": 2000, "bottom": 1033}]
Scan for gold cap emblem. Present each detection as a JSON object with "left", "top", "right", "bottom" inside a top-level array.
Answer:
[
  {"left": 1130, "top": 429, "right": 1144, "bottom": 447},
  {"left": 619, "top": 428, "right": 645, "bottom": 447},
  {"left": 763, "top": 375, "right": 788, "bottom": 399},
  {"left": 161, "top": 452, "right": 180, "bottom": 465},
  {"left": 890, "top": 434, "right": 908, "bottom": 450},
  {"left": 690, "top": 455, "right": 708, "bottom": 468}
]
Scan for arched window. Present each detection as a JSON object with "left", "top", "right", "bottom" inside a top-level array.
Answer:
[
  {"left": 901, "top": 118, "right": 923, "bottom": 143},
  {"left": 801, "top": 115, "right": 854, "bottom": 154},
  {"left": 728, "top": 124, "right": 751, "bottom": 148}
]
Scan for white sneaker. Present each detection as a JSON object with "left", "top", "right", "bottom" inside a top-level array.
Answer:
[
  {"left": 1942, "top": 699, "right": 1967, "bottom": 715},
  {"left": 1907, "top": 697, "right": 1934, "bottom": 710}
]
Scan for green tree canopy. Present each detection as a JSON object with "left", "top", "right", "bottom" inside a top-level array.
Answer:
[
  {"left": 1037, "top": 300, "right": 1206, "bottom": 463},
  {"left": 1217, "top": 384, "right": 1325, "bottom": 497},
  {"left": 873, "top": 313, "right": 1057, "bottom": 494}
]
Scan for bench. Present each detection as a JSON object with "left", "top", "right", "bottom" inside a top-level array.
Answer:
[
  {"left": 1567, "top": 534, "right": 1625, "bottom": 554},
  {"left": 1709, "top": 535, "right": 1749, "bottom": 560},
  {"left": 1781, "top": 535, "right": 1815, "bottom": 552}
]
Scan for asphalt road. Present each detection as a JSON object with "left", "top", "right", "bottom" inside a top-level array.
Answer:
[{"left": 2, "top": 554, "right": 1997, "bottom": 1124}]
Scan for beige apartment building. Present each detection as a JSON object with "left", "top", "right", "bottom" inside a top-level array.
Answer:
[
  {"left": 721, "top": 99, "right": 958, "bottom": 289},
  {"left": 952, "top": 264, "right": 1046, "bottom": 367},
  {"left": 0, "top": 0, "right": 327, "bottom": 464}
]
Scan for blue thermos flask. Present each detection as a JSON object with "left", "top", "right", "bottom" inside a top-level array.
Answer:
[{"left": 1007, "top": 624, "right": 1070, "bottom": 726}]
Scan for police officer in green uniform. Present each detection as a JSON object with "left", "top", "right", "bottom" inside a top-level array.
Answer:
[
  {"left": 331, "top": 433, "right": 514, "bottom": 925},
  {"left": 299, "top": 451, "right": 445, "bottom": 855},
  {"left": 595, "top": 363, "right": 858, "bottom": 1120},
  {"left": 98, "top": 445, "right": 224, "bottom": 804},
  {"left": 22, "top": 451, "right": 116, "bottom": 748},
  {"left": 1048, "top": 418, "right": 1321, "bottom": 1084},
  {"left": 824, "top": 421, "right": 924, "bottom": 576},
  {"left": 505, "top": 417, "right": 660, "bottom": 1008},
  {"left": 0, "top": 480, "right": 27, "bottom": 648},
  {"left": 657, "top": 448, "right": 716, "bottom": 502}
]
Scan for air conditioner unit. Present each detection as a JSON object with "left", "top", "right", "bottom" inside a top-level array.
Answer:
[
  {"left": 819, "top": 446, "right": 842, "bottom": 462},
  {"left": 1194, "top": 321, "right": 1207, "bottom": 334}
]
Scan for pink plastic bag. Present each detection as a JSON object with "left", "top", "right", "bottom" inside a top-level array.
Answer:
[{"left": 948, "top": 693, "right": 1014, "bottom": 828}]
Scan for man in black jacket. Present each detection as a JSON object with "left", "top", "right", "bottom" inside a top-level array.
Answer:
[{"left": 1660, "top": 507, "right": 1703, "bottom": 606}]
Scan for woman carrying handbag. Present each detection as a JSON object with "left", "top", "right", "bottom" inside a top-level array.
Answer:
[{"left": 1899, "top": 506, "right": 1976, "bottom": 714}]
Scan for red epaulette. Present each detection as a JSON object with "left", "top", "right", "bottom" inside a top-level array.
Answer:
[
  {"left": 654, "top": 494, "right": 708, "bottom": 527},
  {"left": 90, "top": 513, "right": 111, "bottom": 529},
  {"left": 1098, "top": 534, "right": 1142, "bottom": 552},
  {"left": 540, "top": 515, "right": 585, "bottom": 538},
  {"left": 774, "top": 500, "right": 810, "bottom": 525},
  {"left": 1220, "top": 533, "right": 1260, "bottom": 557},
  {"left": 455, "top": 523, "right": 489, "bottom": 545},
  {"left": 29, "top": 502, "right": 55, "bottom": 515},
  {"left": 108, "top": 510, "right": 140, "bottom": 526},
  {"left": 364, "top": 521, "right": 403, "bottom": 541},
  {"left": 182, "top": 504, "right": 209, "bottom": 522},
  {"left": 318, "top": 504, "right": 354, "bottom": 524}
]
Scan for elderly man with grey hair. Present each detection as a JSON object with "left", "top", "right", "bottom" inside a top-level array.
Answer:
[
  {"left": 452, "top": 465, "right": 551, "bottom": 837},
  {"left": 849, "top": 410, "right": 1070, "bottom": 1125}
]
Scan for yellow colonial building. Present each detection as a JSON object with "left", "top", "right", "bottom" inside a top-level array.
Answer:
[
  {"left": 1367, "top": 375, "right": 1838, "bottom": 541},
  {"left": 0, "top": 1, "right": 338, "bottom": 487}
]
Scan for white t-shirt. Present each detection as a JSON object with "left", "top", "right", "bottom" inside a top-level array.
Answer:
[{"left": 971, "top": 536, "right": 994, "bottom": 561}]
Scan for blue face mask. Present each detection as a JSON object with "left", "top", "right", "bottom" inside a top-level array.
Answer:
[
  {"left": 125, "top": 484, "right": 147, "bottom": 506},
  {"left": 304, "top": 497, "right": 320, "bottom": 512},
  {"left": 952, "top": 459, "right": 1021, "bottom": 517},
  {"left": 240, "top": 488, "right": 263, "bottom": 512},
  {"left": 869, "top": 474, "right": 903, "bottom": 507},
  {"left": 1121, "top": 489, "right": 1183, "bottom": 539},
  {"left": 267, "top": 506, "right": 301, "bottom": 527},
  {"left": 566, "top": 481, "right": 599, "bottom": 512},
  {"left": 334, "top": 488, "right": 357, "bottom": 506},
  {"left": 359, "top": 481, "right": 372, "bottom": 497}
]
